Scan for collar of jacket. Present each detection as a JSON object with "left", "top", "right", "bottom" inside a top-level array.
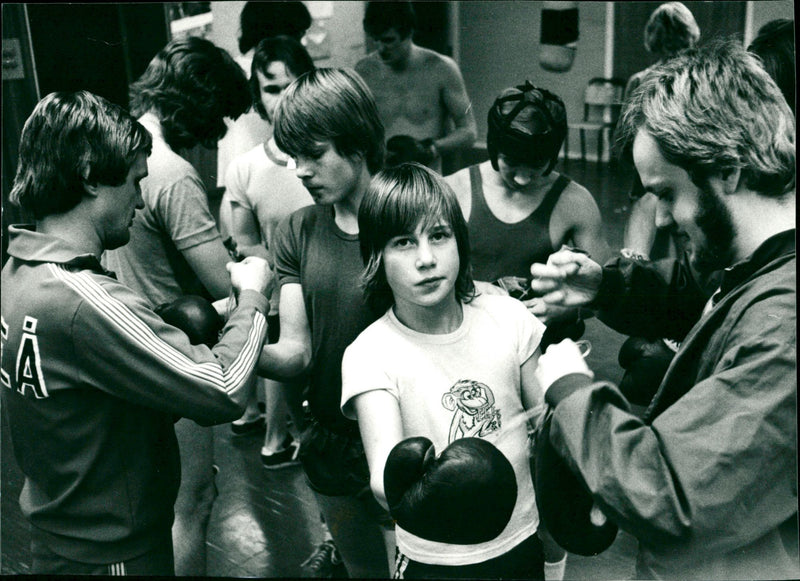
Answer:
[
  {"left": 714, "top": 229, "right": 796, "bottom": 305},
  {"left": 7, "top": 224, "right": 115, "bottom": 278}
]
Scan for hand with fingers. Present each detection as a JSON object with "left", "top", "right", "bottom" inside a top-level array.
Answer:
[
  {"left": 530, "top": 247, "right": 603, "bottom": 308},
  {"left": 534, "top": 339, "right": 594, "bottom": 397},
  {"left": 227, "top": 256, "right": 274, "bottom": 299}
]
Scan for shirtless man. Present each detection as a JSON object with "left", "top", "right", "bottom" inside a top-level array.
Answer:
[{"left": 356, "top": 1, "right": 477, "bottom": 172}]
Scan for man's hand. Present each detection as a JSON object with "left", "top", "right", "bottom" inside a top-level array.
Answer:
[
  {"left": 530, "top": 248, "right": 602, "bottom": 307},
  {"left": 227, "top": 256, "right": 273, "bottom": 297},
  {"left": 534, "top": 339, "right": 594, "bottom": 396}
]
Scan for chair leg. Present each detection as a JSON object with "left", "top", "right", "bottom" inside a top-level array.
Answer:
[
  {"left": 580, "top": 129, "right": 586, "bottom": 161},
  {"left": 598, "top": 129, "right": 604, "bottom": 164}
]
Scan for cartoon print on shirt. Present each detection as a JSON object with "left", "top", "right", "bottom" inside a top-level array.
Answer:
[{"left": 442, "top": 379, "right": 501, "bottom": 443}]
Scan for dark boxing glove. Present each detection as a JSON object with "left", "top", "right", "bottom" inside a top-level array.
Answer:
[
  {"left": 155, "top": 295, "right": 224, "bottom": 347},
  {"left": 617, "top": 336, "right": 677, "bottom": 406},
  {"left": 384, "top": 437, "right": 517, "bottom": 545},
  {"left": 533, "top": 411, "right": 617, "bottom": 556},
  {"left": 385, "top": 135, "right": 436, "bottom": 168}
]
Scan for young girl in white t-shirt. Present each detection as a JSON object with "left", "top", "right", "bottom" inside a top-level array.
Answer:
[{"left": 341, "top": 162, "right": 549, "bottom": 579}]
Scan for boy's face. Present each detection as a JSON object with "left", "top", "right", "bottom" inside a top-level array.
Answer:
[
  {"left": 293, "top": 142, "right": 364, "bottom": 206},
  {"left": 383, "top": 219, "right": 460, "bottom": 316},
  {"left": 257, "top": 61, "right": 297, "bottom": 124},
  {"left": 496, "top": 153, "right": 548, "bottom": 191}
]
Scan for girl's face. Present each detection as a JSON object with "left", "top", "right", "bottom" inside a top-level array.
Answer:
[
  {"left": 257, "top": 61, "right": 297, "bottom": 123},
  {"left": 383, "top": 218, "right": 460, "bottom": 316}
]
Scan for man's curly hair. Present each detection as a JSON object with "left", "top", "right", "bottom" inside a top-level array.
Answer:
[{"left": 129, "top": 36, "right": 250, "bottom": 151}]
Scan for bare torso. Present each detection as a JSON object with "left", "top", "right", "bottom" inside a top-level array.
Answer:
[{"left": 356, "top": 46, "right": 452, "bottom": 141}]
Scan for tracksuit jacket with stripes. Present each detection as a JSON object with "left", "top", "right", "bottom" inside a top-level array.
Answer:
[{"left": 1, "top": 224, "right": 269, "bottom": 564}]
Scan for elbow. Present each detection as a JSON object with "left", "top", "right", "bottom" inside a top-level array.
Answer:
[
  {"left": 370, "top": 475, "right": 390, "bottom": 513},
  {"left": 257, "top": 341, "right": 312, "bottom": 381},
  {"left": 294, "top": 344, "right": 313, "bottom": 374},
  {"left": 281, "top": 345, "right": 312, "bottom": 379},
  {"left": 192, "top": 398, "right": 245, "bottom": 427}
]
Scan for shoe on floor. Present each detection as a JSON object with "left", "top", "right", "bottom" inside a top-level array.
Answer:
[
  {"left": 261, "top": 435, "right": 300, "bottom": 469},
  {"left": 231, "top": 416, "right": 266, "bottom": 436},
  {"left": 300, "top": 539, "right": 344, "bottom": 578}
]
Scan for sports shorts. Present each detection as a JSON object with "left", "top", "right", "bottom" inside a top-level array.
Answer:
[{"left": 297, "top": 412, "right": 372, "bottom": 497}]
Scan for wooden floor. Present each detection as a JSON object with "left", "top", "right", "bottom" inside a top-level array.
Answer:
[{"left": 1, "top": 158, "right": 640, "bottom": 578}]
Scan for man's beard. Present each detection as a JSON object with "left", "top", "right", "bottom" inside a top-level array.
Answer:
[{"left": 691, "top": 184, "right": 737, "bottom": 273}]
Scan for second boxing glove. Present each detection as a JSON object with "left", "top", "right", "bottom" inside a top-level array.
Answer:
[
  {"left": 617, "top": 336, "right": 677, "bottom": 406},
  {"left": 384, "top": 436, "right": 517, "bottom": 545},
  {"left": 533, "top": 411, "right": 617, "bottom": 556},
  {"left": 155, "top": 295, "right": 224, "bottom": 347}
]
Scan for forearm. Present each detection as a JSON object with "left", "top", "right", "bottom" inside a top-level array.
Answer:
[
  {"left": 237, "top": 243, "right": 270, "bottom": 262},
  {"left": 371, "top": 472, "right": 390, "bottom": 512},
  {"left": 433, "top": 125, "right": 477, "bottom": 156},
  {"left": 257, "top": 339, "right": 312, "bottom": 382},
  {"left": 75, "top": 287, "right": 269, "bottom": 426},
  {"left": 592, "top": 255, "right": 707, "bottom": 340},
  {"left": 547, "top": 378, "right": 694, "bottom": 542},
  {"left": 546, "top": 350, "right": 798, "bottom": 555}
]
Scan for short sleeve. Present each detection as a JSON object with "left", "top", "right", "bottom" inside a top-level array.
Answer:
[
  {"left": 223, "top": 154, "right": 254, "bottom": 211},
  {"left": 157, "top": 174, "right": 220, "bottom": 251},
  {"left": 340, "top": 330, "right": 399, "bottom": 420},
  {"left": 505, "top": 296, "right": 546, "bottom": 364},
  {"left": 272, "top": 212, "right": 302, "bottom": 286}
]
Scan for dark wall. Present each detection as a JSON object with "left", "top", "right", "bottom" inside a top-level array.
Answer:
[
  {"left": 2, "top": 5, "right": 170, "bottom": 266},
  {"left": 412, "top": 1, "right": 451, "bottom": 56},
  {"left": 26, "top": 4, "right": 169, "bottom": 108},
  {"left": 3, "top": 4, "right": 39, "bottom": 265}
]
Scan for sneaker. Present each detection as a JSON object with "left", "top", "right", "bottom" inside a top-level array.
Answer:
[
  {"left": 231, "top": 416, "right": 266, "bottom": 436},
  {"left": 260, "top": 435, "right": 300, "bottom": 470},
  {"left": 300, "top": 539, "right": 346, "bottom": 578}
]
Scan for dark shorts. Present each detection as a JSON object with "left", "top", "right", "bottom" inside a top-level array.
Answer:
[
  {"left": 394, "top": 533, "right": 544, "bottom": 579},
  {"left": 297, "top": 413, "right": 372, "bottom": 497}
]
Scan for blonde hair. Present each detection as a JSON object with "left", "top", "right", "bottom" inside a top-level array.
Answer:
[
  {"left": 644, "top": 2, "right": 700, "bottom": 58},
  {"left": 618, "top": 40, "right": 795, "bottom": 197}
]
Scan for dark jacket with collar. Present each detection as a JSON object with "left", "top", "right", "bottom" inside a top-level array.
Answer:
[{"left": 545, "top": 229, "right": 798, "bottom": 580}]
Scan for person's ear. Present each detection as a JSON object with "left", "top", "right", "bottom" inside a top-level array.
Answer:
[
  {"left": 347, "top": 150, "right": 366, "bottom": 166},
  {"left": 81, "top": 166, "right": 101, "bottom": 198},
  {"left": 718, "top": 167, "right": 743, "bottom": 196}
]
